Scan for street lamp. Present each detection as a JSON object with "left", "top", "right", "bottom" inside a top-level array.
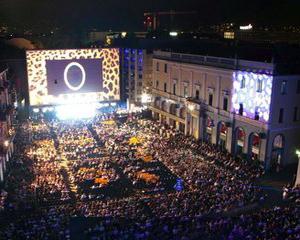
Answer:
[
  {"left": 4, "top": 140, "right": 9, "bottom": 147},
  {"left": 295, "top": 149, "right": 300, "bottom": 187}
]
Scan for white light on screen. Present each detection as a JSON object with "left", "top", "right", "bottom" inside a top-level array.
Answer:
[
  {"left": 55, "top": 103, "right": 97, "bottom": 120},
  {"left": 232, "top": 71, "right": 273, "bottom": 122}
]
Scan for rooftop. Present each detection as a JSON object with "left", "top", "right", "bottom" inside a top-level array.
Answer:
[{"left": 150, "top": 40, "right": 300, "bottom": 75}]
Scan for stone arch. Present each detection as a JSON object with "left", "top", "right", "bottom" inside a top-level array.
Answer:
[
  {"left": 161, "top": 100, "right": 167, "bottom": 112},
  {"left": 270, "top": 134, "right": 285, "bottom": 171},
  {"left": 179, "top": 107, "right": 186, "bottom": 119},
  {"left": 217, "top": 121, "right": 228, "bottom": 151},
  {"left": 154, "top": 97, "right": 160, "bottom": 108},
  {"left": 234, "top": 127, "right": 246, "bottom": 157},
  {"left": 169, "top": 103, "right": 177, "bottom": 115},
  {"left": 248, "top": 132, "right": 261, "bottom": 161},
  {"left": 205, "top": 116, "right": 213, "bottom": 143}
]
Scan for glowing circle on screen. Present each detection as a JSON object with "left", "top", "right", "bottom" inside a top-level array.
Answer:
[{"left": 63, "top": 62, "right": 86, "bottom": 91}]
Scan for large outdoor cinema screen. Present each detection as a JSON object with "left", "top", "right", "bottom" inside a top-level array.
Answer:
[{"left": 26, "top": 48, "right": 120, "bottom": 106}]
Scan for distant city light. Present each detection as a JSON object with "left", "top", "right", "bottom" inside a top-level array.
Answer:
[
  {"left": 169, "top": 31, "right": 178, "bottom": 37},
  {"left": 121, "top": 32, "right": 127, "bottom": 38},
  {"left": 224, "top": 31, "right": 235, "bottom": 39},
  {"left": 240, "top": 24, "right": 253, "bottom": 30}
]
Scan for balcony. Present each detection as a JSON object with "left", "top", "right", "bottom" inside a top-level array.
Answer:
[
  {"left": 234, "top": 113, "right": 269, "bottom": 130},
  {"left": 152, "top": 88, "right": 170, "bottom": 98},
  {"left": 186, "top": 97, "right": 203, "bottom": 105},
  {"left": 152, "top": 88, "right": 186, "bottom": 103},
  {"left": 149, "top": 104, "right": 185, "bottom": 123}
]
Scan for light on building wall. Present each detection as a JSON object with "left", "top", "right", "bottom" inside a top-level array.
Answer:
[
  {"left": 4, "top": 140, "right": 9, "bottom": 147},
  {"left": 232, "top": 71, "right": 273, "bottom": 122},
  {"left": 188, "top": 104, "right": 195, "bottom": 111},
  {"left": 121, "top": 32, "right": 127, "bottom": 38},
  {"left": 169, "top": 31, "right": 178, "bottom": 37},
  {"left": 141, "top": 93, "right": 151, "bottom": 104}
]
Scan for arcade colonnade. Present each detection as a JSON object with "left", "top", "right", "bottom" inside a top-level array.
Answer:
[
  {"left": 151, "top": 96, "right": 285, "bottom": 170},
  {"left": 0, "top": 141, "right": 14, "bottom": 182}
]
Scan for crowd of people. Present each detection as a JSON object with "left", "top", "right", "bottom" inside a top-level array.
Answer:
[
  {"left": 26, "top": 138, "right": 71, "bottom": 204},
  {"left": 0, "top": 113, "right": 298, "bottom": 239}
]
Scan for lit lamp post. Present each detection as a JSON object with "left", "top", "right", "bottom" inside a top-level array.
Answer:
[
  {"left": 4, "top": 140, "right": 9, "bottom": 148},
  {"left": 295, "top": 150, "right": 300, "bottom": 187}
]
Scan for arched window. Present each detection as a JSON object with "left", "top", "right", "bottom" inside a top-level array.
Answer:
[
  {"left": 179, "top": 107, "right": 186, "bottom": 119},
  {"left": 235, "top": 127, "right": 245, "bottom": 156},
  {"left": 161, "top": 101, "right": 167, "bottom": 112},
  {"left": 169, "top": 104, "right": 177, "bottom": 115},
  {"left": 273, "top": 134, "right": 284, "bottom": 149},
  {"left": 248, "top": 132, "right": 261, "bottom": 160}
]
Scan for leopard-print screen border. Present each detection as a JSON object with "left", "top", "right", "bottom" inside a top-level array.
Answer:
[{"left": 26, "top": 48, "right": 120, "bottom": 106}]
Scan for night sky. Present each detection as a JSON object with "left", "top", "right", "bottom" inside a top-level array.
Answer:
[{"left": 0, "top": 0, "right": 299, "bottom": 31}]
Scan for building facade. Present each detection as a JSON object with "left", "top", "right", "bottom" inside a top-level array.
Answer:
[
  {"left": 0, "top": 67, "right": 16, "bottom": 182},
  {"left": 150, "top": 50, "right": 300, "bottom": 170},
  {"left": 120, "top": 48, "right": 153, "bottom": 108}
]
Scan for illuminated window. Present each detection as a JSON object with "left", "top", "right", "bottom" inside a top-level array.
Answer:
[
  {"left": 208, "top": 94, "right": 213, "bottom": 106},
  {"left": 224, "top": 32, "right": 235, "bottom": 39},
  {"left": 279, "top": 108, "right": 284, "bottom": 123},
  {"left": 240, "top": 76, "right": 246, "bottom": 88},
  {"left": 280, "top": 80, "right": 287, "bottom": 95},
  {"left": 257, "top": 79, "right": 263, "bottom": 92}
]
